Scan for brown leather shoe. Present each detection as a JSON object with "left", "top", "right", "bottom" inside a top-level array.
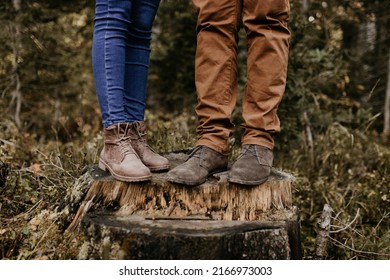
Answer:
[
  {"left": 98, "top": 123, "right": 151, "bottom": 182},
  {"left": 167, "top": 145, "right": 228, "bottom": 186},
  {"left": 127, "top": 121, "right": 170, "bottom": 172},
  {"left": 228, "top": 144, "right": 273, "bottom": 185}
]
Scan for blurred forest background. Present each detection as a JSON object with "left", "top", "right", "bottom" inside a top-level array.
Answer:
[{"left": 0, "top": 0, "right": 389, "bottom": 259}]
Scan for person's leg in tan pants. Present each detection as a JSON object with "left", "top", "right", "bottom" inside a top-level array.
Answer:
[{"left": 167, "top": 0, "right": 290, "bottom": 186}]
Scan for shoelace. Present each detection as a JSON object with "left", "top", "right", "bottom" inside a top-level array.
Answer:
[
  {"left": 236, "top": 144, "right": 256, "bottom": 160},
  {"left": 238, "top": 145, "right": 272, "bottom": 167},
  {"left": 114, "top": 124, "right": 137, "bottom": 157},
  {"left": 130, "top": 122, "right": 155, "bottom": 152},
  {"left": 116, "top": 135, "right": 137, "bottom": 157},
  {"left": 186, "top": 146, "right": 203, "bottom": 162},
  {"left": 236, "top": 145, "right": 256, "bottom": 157}
]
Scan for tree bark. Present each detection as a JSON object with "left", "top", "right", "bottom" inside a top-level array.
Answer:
[
  {"left": 81, "top": 214, "right": 296, "bottom": 260},
  {"left": 12, "top": 0, "right": 21, "bottom": 10},
  {"left": 383, "top": 53, "right": 390, "bottom": 141},
  {"left": 301, "top": 0, "right": 309, "bottom": 12},
  {"left": 9, "top": 0, "right": 23, "bottom": 127}
]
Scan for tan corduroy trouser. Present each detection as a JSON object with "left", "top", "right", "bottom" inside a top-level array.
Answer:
[{"left": 193, "top": 0, "right": 291, "bottom": 154}]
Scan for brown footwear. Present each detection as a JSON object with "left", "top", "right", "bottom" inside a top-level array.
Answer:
[
  {"left": 228, "top": 144, "right": 273, "bottom": 185},
  {"left": 127, "top": 121, "right": 170, "bottom": 172},
  {"left": 167, "top": 145, "right": 228, "bottom": 186},
  {"left": 98, "top": 123, "right": 151, "bottom": 182}
]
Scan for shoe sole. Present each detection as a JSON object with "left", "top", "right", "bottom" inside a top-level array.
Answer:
[
  {"left": 228, "top": 176, "right": 269, "bottom": 186},
  {"left": 167, "top": 167, "right": 227, "bottom": 186},
  {"left": 148, "top": 164, "right": 170, "bottom": 172},
  {"left": 166, "top": 176, "right": 205, "bottom": 186},
  {"left": 98, "top": 160, "right": 151, "bottom": 182}
]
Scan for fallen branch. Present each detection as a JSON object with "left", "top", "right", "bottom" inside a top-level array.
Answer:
[
  {"left": 314, "top": 204, "right": 333, "bottom": 259},
  {"left": 330, "top": 208, "right": 360, "bottom": 234},
  {"left": 329, "top": 236, "right": 390, "bottom": 258}
]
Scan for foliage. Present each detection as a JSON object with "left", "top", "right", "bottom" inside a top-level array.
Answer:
[
  {"left": 149, "top": 0, "right": 197, "bottom": 112},
  {"left": 0, "top": 0, "right": 98, "bottom": 141},
  {"left": 275, "top": 123, "right": 390, "bottom": 259}
]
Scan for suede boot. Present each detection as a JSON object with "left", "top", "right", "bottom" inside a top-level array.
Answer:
[
  {"left": 228, "top": 144, "right": 273, "bottom": 185},
  {"left": 99, "top": 123, "right": 151, "bottom": 182},
  {"left": 127, "top": 121, "right": 170, "bottom": 172},
  {"left": 167, "top": 145, "right": 228, "bottom": 186}
]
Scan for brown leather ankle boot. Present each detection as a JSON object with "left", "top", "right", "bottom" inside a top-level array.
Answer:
[
  {"left": 98, "top": 123, "right": 151, "bottom": 182},
  {"left": 228, "top": 144, "right": 273, "bottom": 185},
  {"left": 167, "top": 145, "right": 228, "bottom": 186},
  {"left": 127, "top": 121, "right": 170, "bottom": 171}
]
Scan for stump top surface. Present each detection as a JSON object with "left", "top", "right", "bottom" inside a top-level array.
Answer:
[{"left": 88, "top": 152, "right": 295, "bottom": 184}]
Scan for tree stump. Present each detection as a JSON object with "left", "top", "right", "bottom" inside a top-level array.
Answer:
[{"left": 62, "top": 152, "right": 302, "bottom": 260}]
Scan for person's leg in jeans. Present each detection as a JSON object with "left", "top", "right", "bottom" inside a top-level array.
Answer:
[
  {"left": 124, "top": 0, "right": 161, "bottom": 123},
  {"left": 93, "top": 0, "right": 160, "bottom": 126},
  {"left": 92, "top": 0, "right": 168, "bottom": 182}
]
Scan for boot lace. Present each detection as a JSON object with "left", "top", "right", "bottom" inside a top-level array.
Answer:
[
  {"left": 186, "top": 145, "right": 204, "bottom": 162},
  {"left": 131, "top": 122, "right": 155, "bottom": 152},
  {"left": 237, "top": 145, "right": 271, "bottom": 166},
  {"left": 236, "top": 144, "right": 256, "bottom": 160},
  {"left": 117, "top": 135, "right": 136, "bottom": 156},
  {"left": 114, "top": 123, "right": 137, "bottom": 158}
]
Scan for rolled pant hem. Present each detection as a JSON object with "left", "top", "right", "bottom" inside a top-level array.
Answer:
[
  {"left": 196, "top": 137, "right": 274, "bottom": 154},
  {"left": 241, "top": 139, "right": 274, "bottom": 151}
]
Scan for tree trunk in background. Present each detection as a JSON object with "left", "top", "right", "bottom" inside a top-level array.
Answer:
[
  {"left": 383, "top": 54, "right": 390, "bottom": 141},
  {"left": 301, "top": 0, "right": 309, "bottom": 12},
  {"left": 12, "top": 0, "right": 21, "bottom": 10},
  {"left": 10, "top": 0, "right": 22, "bottom": 127},
  {"left": 374, "top": 2, "right": 390, "bottom": 134}
]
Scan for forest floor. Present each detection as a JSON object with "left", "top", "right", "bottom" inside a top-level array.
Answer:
[{"left": 0, "top": 114, "right": 389, "bottom": 260}]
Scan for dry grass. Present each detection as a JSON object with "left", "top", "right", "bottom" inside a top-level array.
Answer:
[{"left": 276, "top": 123, "right": 390, "bottom": 259}]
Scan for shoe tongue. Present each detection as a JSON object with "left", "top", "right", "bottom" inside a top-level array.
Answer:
[
  {"left": 185, "top": 146, "right": 203, "bottom": 162},
  {"left": 136, "top": 121, "right": 146, "bottom": 134},
  {"left": 119, "top": 125, "right": 127, "bottom": 134}
]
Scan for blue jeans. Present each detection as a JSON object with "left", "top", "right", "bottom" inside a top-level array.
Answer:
[{"left": 93, "top": 0, "right": 160, "bottom": 128}]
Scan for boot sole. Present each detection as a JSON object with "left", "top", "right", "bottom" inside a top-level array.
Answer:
[
  {"left": 167, "top": 167, "right": 227, "bottom": 186},
  {"left": 228, "top": 176, "right": 269, "bottom": 186},
  {"left": 166, "top": 176, "right": 205, "bottom": 186},
  {"left": 148, "top": 164, "right": 170, "bottom": 172},
  {"left": 98, "top": 160, "right": 152, "bottom": 182}
]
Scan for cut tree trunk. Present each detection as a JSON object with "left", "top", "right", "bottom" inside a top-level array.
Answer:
[
  {"left": 383, "top": 54, "right": 390, "bottom": 141},
  {"left": 61, "top": 152, "right": 302, "bottom": 260}
]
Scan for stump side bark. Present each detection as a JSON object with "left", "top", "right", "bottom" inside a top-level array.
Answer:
[{"left": 81, "top": 213, "right": 293, "bottom": 260}]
